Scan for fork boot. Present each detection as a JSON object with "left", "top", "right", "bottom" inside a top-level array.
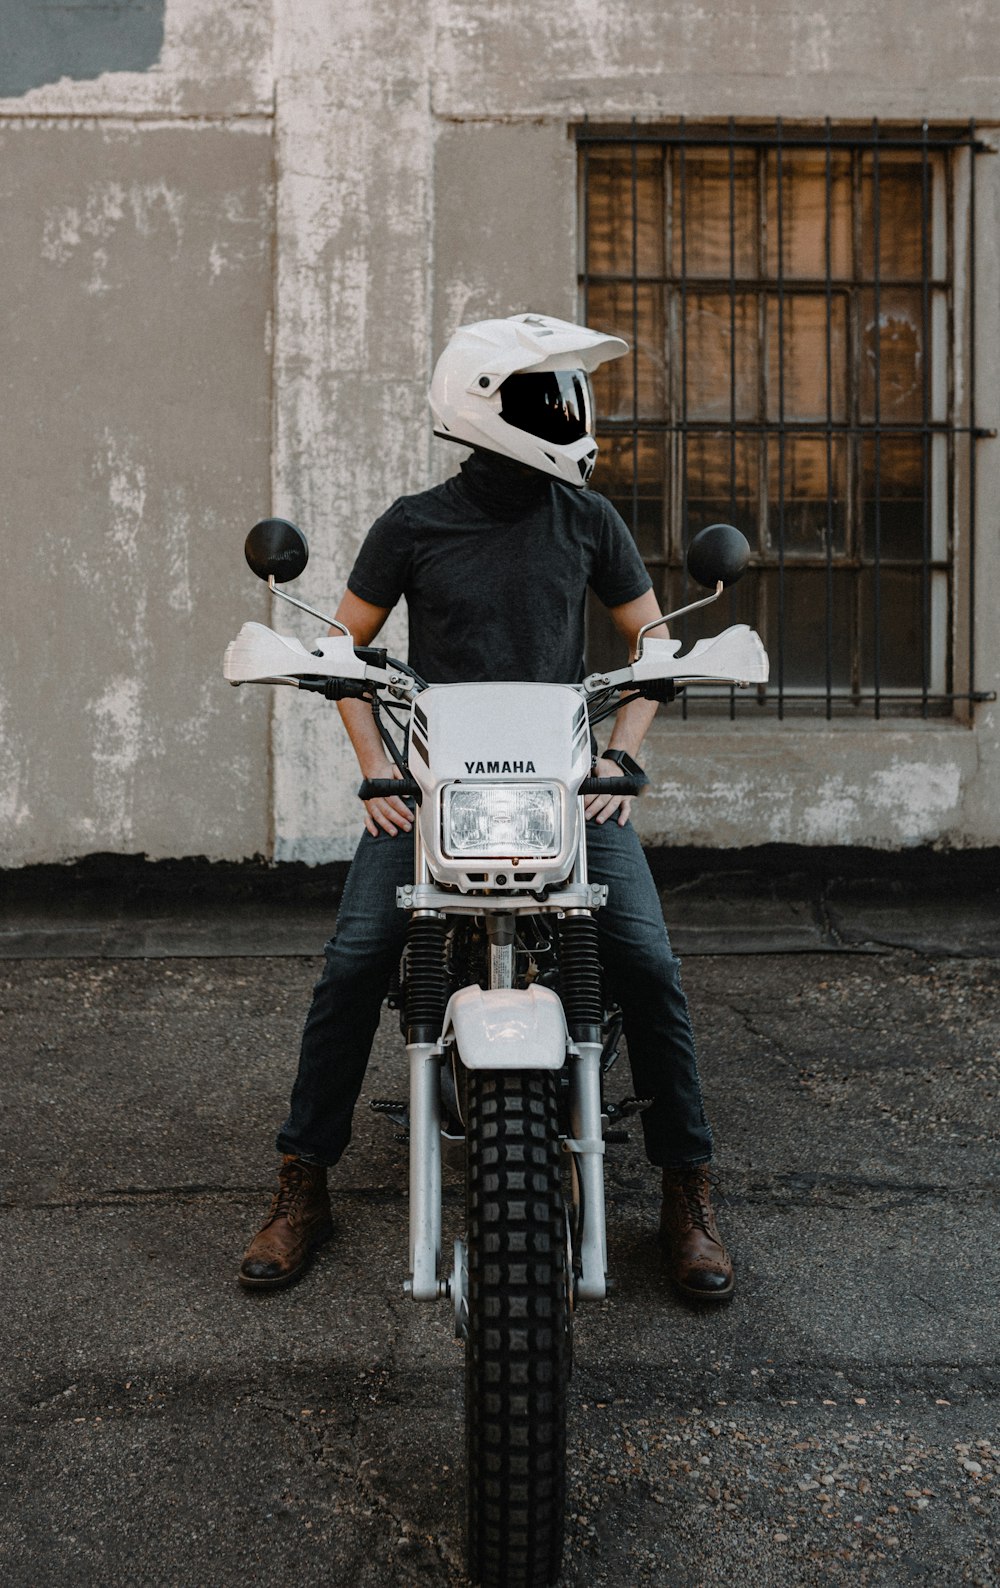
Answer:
[
  {"left": 659, "top": 1165, "right": 734, "bottom": 1302},
  {"left": 239, "top": 1155, "right": 333, "bottom": 1290}
]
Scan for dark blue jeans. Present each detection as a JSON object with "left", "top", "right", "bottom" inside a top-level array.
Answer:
[{"left": 276, "top": 819, "right": 713, "bottom": 1170}]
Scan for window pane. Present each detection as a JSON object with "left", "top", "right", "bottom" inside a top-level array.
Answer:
[
  {"left": 765, "top": 292, "right": 847, "bottom": 421},
  {"left": 757, "top": 568, "right": 854, "bottom": 689},
  {"left": 594, "top": 430, "right": 665, "bottom": 559},
  {"left": 861, "top": 437, "right": 927, "bottom": 560},
  {"left": 671, "top": 149, "right": 757, "bottom": 278},
  {"left": 765, "top": 150, "right": 852, "bottom": 279},
  {"left": 859, "top": 287, "right": 925, "bottom": 422},
  {"left": 685, "top": 432, "right": 760, "bottom": 549},
  {"left": 585, "top": 145, "right": 665, "bottom": 278},
  {"left": 684, "top": 292, "right": 758, "bottom": 421},
  {"left": 860, "top": 155, "right": 930, "bottom": 281},
  {"left": 860, "top": 569, "right": 925, "bottom": 690},
  {"left": 767, "top": 435, "right": 847, "bottom": 556},
  {"left": 587, "top": 282, "right": 665, "bottom": 420}
]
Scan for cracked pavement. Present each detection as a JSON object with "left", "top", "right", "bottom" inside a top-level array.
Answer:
[{"left": 1, "top": 935, "right": 997, "bottom": 1585}]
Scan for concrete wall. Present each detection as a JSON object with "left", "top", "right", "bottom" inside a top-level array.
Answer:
[
  {"left": 2, "top": 0, "right": 998, "bottom": 864},
  {"left": 0, "top": 3, "right": 274, "bottom": 865}
]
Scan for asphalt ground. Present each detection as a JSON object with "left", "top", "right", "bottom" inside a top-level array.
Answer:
[{"left": 1, "top": 878, "right": 997, "bottom": 1585}]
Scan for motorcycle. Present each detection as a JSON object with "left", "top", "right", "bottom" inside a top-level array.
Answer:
[{"left": 223, "top": 518, "right": 768, "bottom": 1588}]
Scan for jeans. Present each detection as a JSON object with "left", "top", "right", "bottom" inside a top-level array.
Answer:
[{"left": 276, "top": 818, "right": 713, "bottom": 1170}]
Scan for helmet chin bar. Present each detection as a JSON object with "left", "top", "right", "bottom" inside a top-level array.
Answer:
[{"left": 433, "top": 422, "right": 597, "bottom": 489}]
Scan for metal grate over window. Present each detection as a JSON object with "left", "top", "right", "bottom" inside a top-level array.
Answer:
[{"left": 578, "top": 119, "right": 993, "bottom": 719}]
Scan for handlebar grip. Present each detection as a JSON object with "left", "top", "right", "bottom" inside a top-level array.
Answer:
[
  {"left": 297, "top": 677, "right": 371, "bottom": 700},
  {"left": 634, "top": 678, "right": 677, "bottom": 704},
  {"left": 579, "top": 776, "right": 647, "bottom": 797},
  {"left": 358, "top": 778, "right": 422, "bottom": 803}
]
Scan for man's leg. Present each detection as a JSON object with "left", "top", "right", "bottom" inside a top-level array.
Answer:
[
  {"left": 276, "top": 826, "right": 414, "bottom": 1166},
  {"left": 240, "top": 826, "right": 414, "bottom": 1289},
  {"left": 585, "top": 817, "right": 734, "bottom": 1300}
]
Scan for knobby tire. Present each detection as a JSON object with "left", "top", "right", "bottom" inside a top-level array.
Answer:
[{"left": 465, "top": 1070, "right": 569, "bottom": 1588}]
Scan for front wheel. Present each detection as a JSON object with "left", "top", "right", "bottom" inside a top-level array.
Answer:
[{"left": 465, "top": 1070, "right": 570, "bottom": 1588}]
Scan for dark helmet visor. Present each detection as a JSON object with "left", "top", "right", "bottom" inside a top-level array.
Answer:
[{"left": 499, "top": 369, "right": 594, "bottom": 446}]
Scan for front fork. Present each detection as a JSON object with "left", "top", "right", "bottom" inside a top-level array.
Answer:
[{"left": 403, "top": 835, "right": 609, "bottom": 1306}]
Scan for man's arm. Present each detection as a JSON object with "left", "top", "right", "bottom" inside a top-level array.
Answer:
[
  {"left": 584, "top": 587, "right": 664, "bottom": 827},
  {"left": 332, "top": 590, "right": 414, "bottom": 838}
]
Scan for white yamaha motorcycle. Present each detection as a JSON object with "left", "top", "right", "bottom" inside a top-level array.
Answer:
[{"left": 223, "top": 519, "right": 767, "bottom": 1588}]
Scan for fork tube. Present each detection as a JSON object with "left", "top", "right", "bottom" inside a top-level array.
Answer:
[
  {"left": 407, "top": 1038, "right": 442, "bottom": 1299},
  {"left": 561, "top": 906, "right": 608, "bottom": 1301},
  {"left": 486, "top": 913, "right": 515, "bottom": 989},
  {"left": 404, "top": 907, "right": 447, "bottom": 1302},
  {"left": 570, "top": 1035, "right": 608, "bottom": 1300}
]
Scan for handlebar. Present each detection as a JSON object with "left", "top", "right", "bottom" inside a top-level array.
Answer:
[
  {"left": 358, "top": 777, "right": 422, "bottom": 803},
  {"left": 297, "top": 676, "right": 372, "bottom": 700},
  {"left": 358, "top": 776, "right": 645, "bottom": 803},
  {"left": 578, "top": 776, "right": 647, "bottom": 797}
]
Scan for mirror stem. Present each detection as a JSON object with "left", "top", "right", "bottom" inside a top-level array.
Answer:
[
  {"left": 635, "top": 582, "right": 723, "bottom": 658},
  {"left": 268, "top": 575, "right": 352, "bottom": 637}
]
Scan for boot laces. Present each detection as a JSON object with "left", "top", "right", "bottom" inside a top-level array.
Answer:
[
  {"left": 681, "top": 1176, "right": 713, "bottom": 1236},
  {"left": 266, "top": 1160, "right": 309, "bottom": 1226},
  {"left": 665, "top": 1168, "right": 717, "bottom": 1238}
]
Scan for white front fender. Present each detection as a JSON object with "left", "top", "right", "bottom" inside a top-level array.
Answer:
[{"left": 444, "top": 985, "right": 568, "bottom": 1070}]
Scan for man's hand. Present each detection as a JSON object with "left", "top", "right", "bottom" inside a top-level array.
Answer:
[
  {"left": 584, "top": 756, "right": 633, "bottom": 827},
  {"left": 362, "top": 760, "right": 413, "bottom": 838}
]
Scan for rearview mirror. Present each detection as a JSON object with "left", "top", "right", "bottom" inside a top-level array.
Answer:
[
  {"left": 245, "top": 519, "right": 309, "bottom": 584},
  {"left": 686, "top": 523, "right": 750, "bottom": 590}
]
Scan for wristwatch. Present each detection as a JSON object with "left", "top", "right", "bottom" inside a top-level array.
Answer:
[{"left": 599, "top": 748, "right": 649, "bottom": 787}]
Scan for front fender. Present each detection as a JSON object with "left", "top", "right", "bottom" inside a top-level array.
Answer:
[{"left": 443, "top": 985, "right": 568, "bottom": 1070}]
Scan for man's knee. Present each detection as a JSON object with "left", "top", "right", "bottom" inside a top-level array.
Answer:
[{"left": 602, "top": 935, "right": 681, "bottom": 980}]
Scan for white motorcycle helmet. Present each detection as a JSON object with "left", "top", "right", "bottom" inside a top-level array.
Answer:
[{"left": 429, "top": 313, "right": 628, "bottom": 487}]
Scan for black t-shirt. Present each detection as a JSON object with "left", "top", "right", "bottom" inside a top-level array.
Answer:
[{"left": 346, "top": 449, "right": 652, "bottom": 684}]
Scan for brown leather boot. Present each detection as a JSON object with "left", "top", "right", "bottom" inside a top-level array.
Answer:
[
  {"left": 239, "top": 1155, "right": 333, "bottom": 1290},
  {"left": 659, "top": 1165, "right": 734, "bottom": 1302}
]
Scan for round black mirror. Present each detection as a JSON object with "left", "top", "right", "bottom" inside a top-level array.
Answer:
[
  {"left": 686, "top": 523, "right": 750, "bottom": 590},
  {"left": 244, "top": 518, "right": 309, "bottom": 583}
]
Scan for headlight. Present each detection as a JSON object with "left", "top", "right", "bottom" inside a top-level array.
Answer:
[{"left": 442, "top": 784, "right": 561, "bottom": 858}]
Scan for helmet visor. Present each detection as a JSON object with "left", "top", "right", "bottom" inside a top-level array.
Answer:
[{"left": 499, "top": 369, "right": 594, "bottom": 447}]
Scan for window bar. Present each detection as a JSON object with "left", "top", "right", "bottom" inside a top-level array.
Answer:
[
  {"left": 576, "top": 122, "right": 987, "bottom": 718},
  {"left": 679, "top": 123, "right": 691, "bottom": 720},
  {"left": 824, "top": 118, "right": 835, "bottom": 719},
  {"left": 578, "top": 126, "right": 986, "bottom": 154},
  {"left": 580, "top": 117, "right": 590, "bottom": 328},
  {"left": 630, "top": 121, "right": 640, "bottom": 546},
  {"left": 920, "top": 121, "right": 931, "bottom": 717},
  {"left": 727, "top": 118, "right": 738, "bottom": 718},
  {"left": 776, "top": 118, "right": 786, "bottom": 719},
  {"left": 968, "top": 118, "right": 978, "bottom": 706},
  {"left": 872, "top": 118, "right": 883, "bottom": 718}
]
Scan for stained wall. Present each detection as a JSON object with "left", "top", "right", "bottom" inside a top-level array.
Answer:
[{"left": 2, "top": 0, "right": 997, "bottom": 862}]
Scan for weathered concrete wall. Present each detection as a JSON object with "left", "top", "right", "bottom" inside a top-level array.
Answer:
[
  {"left": 0, "top": 3, "right": 274, "bottom": 865},
  {"left": 2, "top": 0, "right": 998, "bottom": 863},
  {"left": 267, "top": 0, "right": 436, "bottom": 863},
  {"left": 434, "top": 0, "right": 1000, "bottom": 121}
]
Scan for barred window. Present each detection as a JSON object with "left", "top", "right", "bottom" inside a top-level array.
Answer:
[{"left": 579, "top": 121, "right": 988, "bottom": 718}]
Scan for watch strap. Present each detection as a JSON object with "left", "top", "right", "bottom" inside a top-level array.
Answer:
[{"left": 601, "top": 748, "right": 649, "bottom": 786}]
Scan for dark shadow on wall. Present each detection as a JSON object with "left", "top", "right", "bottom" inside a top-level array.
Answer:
[{"left": 0, "top": 0, "right": 165, "bottom": 98}]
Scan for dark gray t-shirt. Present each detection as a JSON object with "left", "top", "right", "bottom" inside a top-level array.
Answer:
[{"left": 347, "top": 450, "right": 652, "bottom": 685}]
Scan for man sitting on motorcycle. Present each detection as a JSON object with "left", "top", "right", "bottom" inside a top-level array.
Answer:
[{"left": 239, "top": 313, "right": 735, "bottom": 1304}]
